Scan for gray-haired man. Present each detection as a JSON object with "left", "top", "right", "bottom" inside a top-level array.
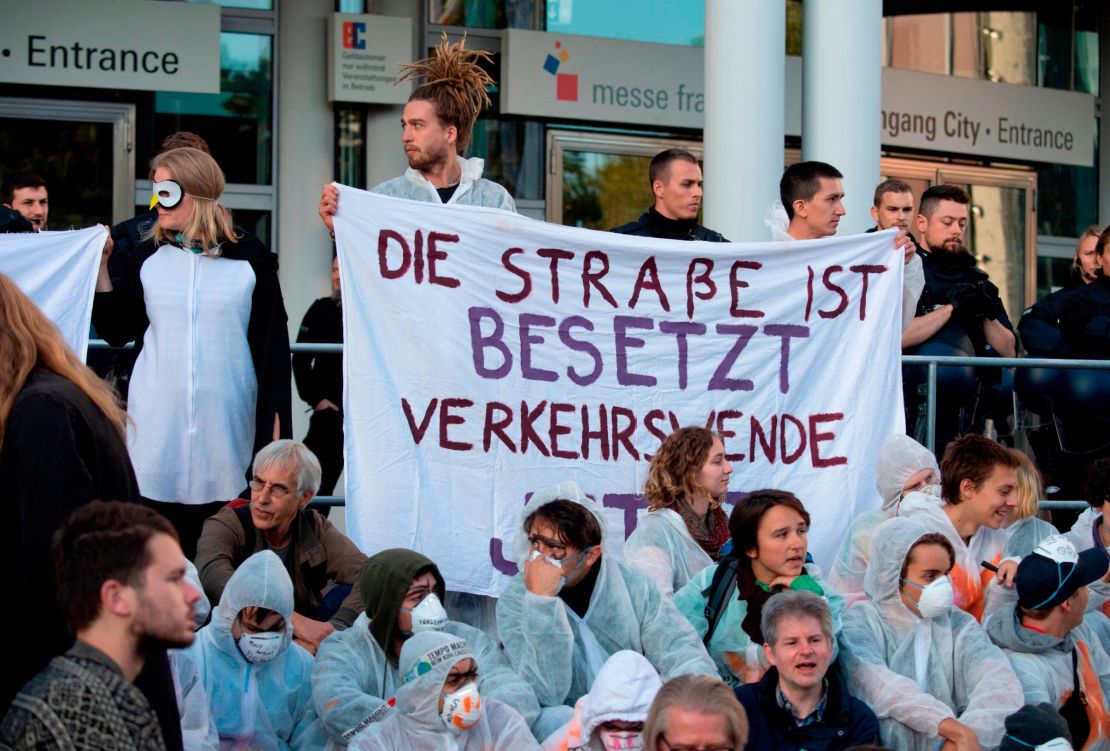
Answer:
[{"left": 195, "top": 439, "right": 367, "bottom": 655}]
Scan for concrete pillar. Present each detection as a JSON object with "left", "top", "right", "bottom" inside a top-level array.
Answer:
[
  {"left": 801, "top": 0, "right": 883, "bottom": 235},
  {"left": 703, "top": 0, "right": 785, "bottom": 241},
  {"left": 276, "top": 0, "right": 334, "bottom": 440},
  {"left": 1100, "top": 6, "right": 1110, "bottom": 226}
]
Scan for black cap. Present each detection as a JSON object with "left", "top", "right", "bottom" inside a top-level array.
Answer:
[
  {"left": 999, "top": 703, "right": 1072, "bottom": 751},
  {"left": 1015, "top": 535, "right": 1109, "bottom": 611}
]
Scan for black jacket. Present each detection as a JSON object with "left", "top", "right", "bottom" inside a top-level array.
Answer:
[
  {"left": 1017, "top": 269, "right": 1086, "bottom": 357},
  {"left": 734, "top": 666, "right": 880, "bottom": 751},
  {"left": 1059, "top": 273, "right": 1110, "bottom": 359},
  {"left": 912, "top": 248, "right": 1013, "bottom": 356},
  {"left": 611, "top": 207, "right": 728, "bottom": 242},
  {"left": 292, "top": 296, "right": 343, "bottom": 408},
  {"left": 92, "top": 230, "right": 293, "bottom": 465}
]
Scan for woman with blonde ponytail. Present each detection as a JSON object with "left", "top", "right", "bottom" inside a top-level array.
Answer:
[
  {"left": 0, "top": 272, "right": 139, "bottom": 710},
  {"left": 93, "top": 146, "right": 291, "bottom": 557}
]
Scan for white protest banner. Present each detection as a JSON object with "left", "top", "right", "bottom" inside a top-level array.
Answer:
[
  {"left": 0, "top": 226, "right": 107, "bottom": 359},
  {"left": 334, "top": 187, "right": 904, "bottom": 596}
]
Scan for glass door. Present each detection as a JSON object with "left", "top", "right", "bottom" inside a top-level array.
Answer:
[
  {"left": 0, "top": 97, "right": 135, "bottom": 228},
  {"left": 547, "top": 130, "right": 704, "bottom": 229}
]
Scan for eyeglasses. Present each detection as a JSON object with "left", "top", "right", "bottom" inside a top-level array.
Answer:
[
  {"left": 249, "top": 477, "right": 295, "bottom": 499},
  {"left": 659, "top": 736, "right": 733, "bottom": 751},
  {"left": 443, "top": 668, "right": 479, "bottom": 692},
  {"left": 527, "top": 534, "right": 568, "bottom": 560}
]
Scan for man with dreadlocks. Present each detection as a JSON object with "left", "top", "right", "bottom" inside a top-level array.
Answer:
[{"left": 319, "top": 34, "right": 514, "bottom": 230}]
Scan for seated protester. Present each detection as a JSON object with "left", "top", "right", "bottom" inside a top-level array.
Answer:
[
  {"left": 1017, "top": 226, "right": 1102, "bottom": 358},
  {"left": 839, "top": 516, "right": 1023, "bottom": 751},
  {"left": 0, "top": 501, "right": 200, "bottom": 751},
  {"left": 169, "top": 561, "right": 218, "bottom": 751},
  {"left": 312, "top": 549, "right": 542, "bottom": 746},
  {"left": 898, "top": 434, "right": 1022, "bottom": 621},
  {"left": 496, "top": 481, "right": 717, "bottom": 713},
  {"left": 642, "top": 674, "right": 749, "bottom": 751},
  {"left": 985, "top": 536, "right": 1110, "bottom": 750},
  {"left": 1004, "top": 449, "right": 1061, "bottom": 559},
  {"left": 540, "top": 650, "right": 662, "bottom": 751},
  {"left": 735, "top": 590, "right": 879, "bottom": 751},
  {"left": 674, "top": 490, "right": 845, "bottom": 686},
  {"left": 184, "top": 551, "right": 321, "bottom": 750},
  {"left": 1060, "top": 226, "right": 1110, "bottom": 359},
  {"left": 196, "top": 440, "right": 366, "bottom": 655},
  {"left": 829, "top": 434, "right": 940, "bottom": 605},
  {"left": 1067, "top": 455, "right": 1110, "bottom": 617},
  {"left": 625, "top": 427, "right": 733, "bottom": 598},
  {"left": 1001, "top": 703, "right": 1077, "bottom": 751},
  {"left": 347, "top": 631, "right": 539, "bottom": 751}
]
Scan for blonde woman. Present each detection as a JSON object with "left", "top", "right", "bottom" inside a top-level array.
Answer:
[
  {"left": 0, "top": 273, "right": 138, "bottom": 710},
  {"left": 94, "top": 147, "right": 291, "bottom": 557},
  {"left": 625, "top": 427, "right": 733, "bottom": 597},
  {"left": 1003, "top": 449, "right": 1059, "bottom": 558}
]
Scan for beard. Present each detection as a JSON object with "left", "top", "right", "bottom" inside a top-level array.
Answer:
[{"left": 406, "top": 143, "right": 452, "bottom": 173}]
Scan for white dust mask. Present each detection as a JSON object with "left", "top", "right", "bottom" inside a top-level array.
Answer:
[
  {"left": 903, "top": 575, "right": 953, "bottom": 619},
  {"left": 401, "top": 592, "right": 449, "bottom": 634},
  {"left": 440, "top": 682, "right": 482, "bottom": 732},
  {"left": 237, "top": 631, "right": 282, "bottom": 663}
]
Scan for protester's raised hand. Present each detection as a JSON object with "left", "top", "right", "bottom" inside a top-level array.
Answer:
[
  {"left": 319, "top": 184, "right": 339, "bottom": 233},
  {"left": 994, "top": 559, "right": 1018, "bottom": 587},
  {"left": 894, "top": 229, "right": 915, "bottom": 264},
  {"left": 523, "top": 555, "right": 564, "bottom": 597}
]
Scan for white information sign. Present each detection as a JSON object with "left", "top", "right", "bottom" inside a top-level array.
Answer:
[
  {"left": 501, "top": 29, "right": 1095, "bottom": 167},
  {"left": 0, "top": 0, "right": 220, "bottom": 94},
  {"left": 334, "top": 188, "right": 905, "bottom": 596},
  {"left": 327, "top": 14, "right": 413, "bottom": 105}
]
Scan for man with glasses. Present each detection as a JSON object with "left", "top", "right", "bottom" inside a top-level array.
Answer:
[
  {"left": 311, "top": 548, "right": 546, "bottom": 745},
  {"left": 496, "top": 485, "right": 716, "bottom": 722},
  {"left": 195, "top": 440, "right": 366, "bottom": 655}
]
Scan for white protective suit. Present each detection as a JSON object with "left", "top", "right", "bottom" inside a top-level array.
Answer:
[
  {"left": 170, "top": 560, "right": 218, "bottom": 751},
  {"left": 674, "top": 557, "right": 844, "bottom": 687},
  {"left": 184, "top": 550, "right": 322, "bottom": 750},
  {"left": 623, "top": 508, "right": 714, "bottom": 598},
  {"left": 495, "top": 481, "right": 716, "bottom": 709},
  {"left": 1066, "top": 507, "right": 1110, "bottom": 615},
  {"left": 1004, "top": 516, "right": 1060, "bottom": 558},
  {"left": 898, "top": 491, "right": 1017, "bottom": 622},
  {"left": 829, "top": 434, "right": 940, "bottom": 605},
  {"left": 540, "top": 650, "right": 661, "bottom": 751},
  {"left": 312, "top": 612, "right": 540, "bottom": 745},
  {"left": 371, "top": 155, "right": 515, "bottom": 211},
  {"left": 347, "top": 631, "right": 539, "bottom": 751},
  {"left": 839, "top": 516, "right": 1023, "bottom": 751},
  {"left": 985, "top": 607, "right": 1110, "bottom": 749}
]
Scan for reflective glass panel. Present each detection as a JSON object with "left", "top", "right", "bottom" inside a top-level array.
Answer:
[
  {"left": 152, "top": 32, "right": 273, "bottom": 185},
  {"left": 561, "top": 150, "right": 652, "bottom": 230},
  {"left": 962, "top": 183, "right": 1027, "bottom": 318},
  {"left": 185, "top": 0, "right": 274, "bottom": 10},
  {"left": 0, "top": 118, "right": 114, "bottom": 229},
  {"left": 1037, "top": 164, "right": 1098, "bottom": 239},
  {"left": 470, "top": 117, "right": 543, "bottom": 201},
  {"left": 428, "top": 0, "right": 539, "bottom": 29},
  {"left": 546, "top": 0, "right": 704, "bottom": 46}
]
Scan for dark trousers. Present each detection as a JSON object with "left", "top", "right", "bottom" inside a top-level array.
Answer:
[
  {"left": 303, "top": 408, "right": 344, "bottom": 499},
  {"left": 143, "top": 498, "right": 228, "bottom": 561}
]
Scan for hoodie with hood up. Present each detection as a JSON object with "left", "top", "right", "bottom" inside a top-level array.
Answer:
[{"left": 184, "top": 550, "right": 320, "bottom": 750}]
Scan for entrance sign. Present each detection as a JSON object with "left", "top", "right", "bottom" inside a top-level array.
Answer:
[
  {"left": 0, "top": 226, "right": 107, "bottom": 359},
  {"left": 501, "top": 29, "right": 1095, "bottom": 167},
  {"left": 335, "top": 188, "right": 904, "bottom": 596},
  {"left": 0, "top": 0, "right": 220, "bottom": 94},
  {"left": 327, "top": 14, "right": 413, "bottom": 104}
]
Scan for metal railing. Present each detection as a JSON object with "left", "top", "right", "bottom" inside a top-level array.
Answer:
[{"left": 90, "top": 340, "right": 1107, "bottom": 511}]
